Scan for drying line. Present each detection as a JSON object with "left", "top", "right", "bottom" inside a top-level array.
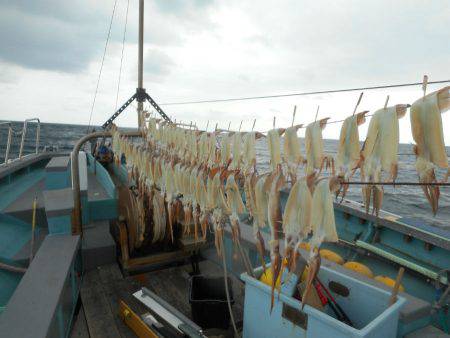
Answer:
[
  {"left": 160, "top": 79, "right": 450, "bottom": 106},
  {"left": 342, "top": 181, "right": 450, "bottom": 187}
]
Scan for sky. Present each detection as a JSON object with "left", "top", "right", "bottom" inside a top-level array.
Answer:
[{"left": 0, "top": 0, "right": 449, "bottom": 143}]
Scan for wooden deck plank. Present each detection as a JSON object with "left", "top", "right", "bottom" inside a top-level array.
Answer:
[
  {"left": 70, "top": 306, "right": 90, "bottom": 338},
  {"left": 97, "top": 264, "right": 146, "bottom": 338},
  {"left": 81, "top": 261, "right": 245, "bottom": 337},
  {"left": 80, "top": 269, "right": 122, "bottom": 338}
]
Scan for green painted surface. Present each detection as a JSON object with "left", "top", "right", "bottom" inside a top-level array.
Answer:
[
  {"left": 0, "top": 214, "right": 31, "bottom": 260},
  {"left": 0, "top": 270, "right": 22, "bottom": 309},
  {"left": 0, "top": 167, "right": 45, "bottom": 211}
]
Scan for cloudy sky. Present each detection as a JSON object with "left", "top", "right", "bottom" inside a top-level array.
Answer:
[{"left": 0, "top": 0, "right": 449, "bottom": 142}]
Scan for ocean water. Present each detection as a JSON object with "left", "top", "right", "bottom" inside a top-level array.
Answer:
[{"left": 1, "top": 121, "right": 448, "bottom": 228}]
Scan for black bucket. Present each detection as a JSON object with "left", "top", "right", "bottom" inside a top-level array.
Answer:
[{"left": 189, "top": 275, "right": 234, "bottom": 330}]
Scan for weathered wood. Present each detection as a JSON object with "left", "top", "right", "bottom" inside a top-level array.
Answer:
[
  {"left": 70, "top": 306, "right": 90, "bottom": 338},
  {"left": 80, "top": 269, "right": 122, "bottom": 338}
]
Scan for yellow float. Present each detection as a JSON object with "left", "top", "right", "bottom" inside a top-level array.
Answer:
[
  {"left": 319, "top": 249, "right": 344, "bottom": 265},
  {"left": 343, "top": 261, "right": 374, "bottom": 278},
  {"left": 375, "top": 275, "right": 405, "bottom": 292}
]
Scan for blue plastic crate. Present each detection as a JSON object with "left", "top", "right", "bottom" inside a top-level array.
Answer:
[{"left": 241, "top": 265, "right": 406, "bottom": 338}]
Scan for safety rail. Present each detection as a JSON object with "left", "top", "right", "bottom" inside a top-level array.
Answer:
[{"left": 1, "top": 118, "right": 41, "bottom": 165}]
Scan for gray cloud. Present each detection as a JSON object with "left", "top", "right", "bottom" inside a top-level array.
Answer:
[
  {"left": 143, "top": 48, "right": 175, "bottom": 81},
  {"left": 154, "top": 0, "right": 215, "bottom": 15},
  {"left": 0, "top": 0, "right": 215, "bottom": 73}
]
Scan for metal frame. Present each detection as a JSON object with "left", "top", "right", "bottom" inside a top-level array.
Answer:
[
  {"left": 1, "top": 118, "right": 40, "bottom": 165},
  {"left": 101, "top": 90, "right": 172, "bottom": 129}
]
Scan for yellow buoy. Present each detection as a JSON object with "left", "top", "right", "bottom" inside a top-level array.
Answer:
[
  {"left": 260, "top": 267, "right": 282, "bottom": 288},
  {"left": 319, "top": 249, "right": 344, "bottom": 265},
  {"left": 301, "top": 266, "right": 309, "bottom": 282},
  {"left": 299, "top": 242, "right": 311, "bottom": 251},
  {"left": 343, "top": 261, "right": 374, "bottom": 278},
  {"left": 375, "top": 275, "right": 405, "bottom": 292}
]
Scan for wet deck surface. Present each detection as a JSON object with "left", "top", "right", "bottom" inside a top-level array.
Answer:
[{"left": 72, "top": 260, "right": 244, "bottom": 338}]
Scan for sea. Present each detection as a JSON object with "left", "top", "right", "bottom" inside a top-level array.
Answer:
[{"left": 1, "top": 121, "right": 449, "bottom": 228}]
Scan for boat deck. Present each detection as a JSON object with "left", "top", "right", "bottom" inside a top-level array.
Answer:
[{"left": 71, "top": 260, "right": 245, "bottom": 338}]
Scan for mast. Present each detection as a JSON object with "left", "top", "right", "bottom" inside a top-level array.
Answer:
[
  {"left": 101, "top": 0, "right": 172, "bottom": 129},
  {"left": 137, "top": 0, "right": 144, "bottom": 128}
]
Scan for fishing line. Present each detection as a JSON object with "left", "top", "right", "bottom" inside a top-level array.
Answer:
[
  {"left": 87, "top": 0, "right": 118, "bottom": 133},
  {"left": 160, "top": 79, "right": 450, "bottom": 106}
]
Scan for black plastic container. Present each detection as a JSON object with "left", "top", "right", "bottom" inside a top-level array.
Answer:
[{"left": 189, "top": 275, "right": 234, "bottom": 330}]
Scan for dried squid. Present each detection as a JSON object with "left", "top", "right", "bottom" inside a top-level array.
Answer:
[
  {"left": 282, "top": 175, "right": 313, "bottom": 272},
  {"left": 267, "top": 129, "right": 285, "bottom": 171},
  {"left": 302, "top": 177, "right": 340, "bottom": 310},
  {"left": 229, "top": 132, "right": 243, "bottom": 170},
  {"left": 225, "top": 174, "right": 246, "bottom": 242},
  {"left": 283, "top": 124, "right": 303, "bottom": 182},
  {"left": 252, "top": 173, "right": 273, "bottom": 271},
  {"left": 267, "top": 168, "right": 285, "bottom": 310},
  {"left": 210, "top": 171, "right": 229, "bottom": 256},
  {"left": 336, "top": 111, "right": 367, "bottom": 199},
  {"left": 242, "top": 132, "right": 257, "bottom": 174},
  {"left": 410, "top": 87, "right": 449, "bottom": 214},
  {"left": 305, "top": 118, "right": 332, "bottom": 175},
  {"left": 361, "top": 104, "right": 407, "bottom": 215}
]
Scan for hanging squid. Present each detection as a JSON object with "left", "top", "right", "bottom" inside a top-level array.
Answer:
[
  {"left": 282, "top": 175, "right": 314, "bottom": 273},
  {"left": 267, "top": 167, "right": 286, "bottom": 311},
  {"left": 210, "top": 171, "right": 230, "bottom": 257},
  {"left": 252, "top": 173, "right": 273, "bottom": 272},
  {"left": 283, "top": 124, "right": 304, "bottom": 183},
  {"left": 361, "top": 104, "right": 408, "bottom": 216},
  {"left": 267, "top": 128, "right": 286, "bottom": 171},
  {"left": 225, "top": 173, "right": 246, "bottom": 242},
  {"left": 305, "top": 118, "right": 332, "bottom": 175},
  {"left": 302, "top": 177, "right": 340, "bottom": 310},
  {"left": 410, "top": 87, "right": 450, "bottom": 215},
  {"left": 335, "top": 111, "right": 367, "bottom": 200}
]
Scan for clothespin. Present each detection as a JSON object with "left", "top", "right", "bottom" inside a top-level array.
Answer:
[
  {"left": 422, "top": 75, "right": 428, "bottom": 99},
  {"left": 353, "top": 92, "right": 364, "bottom": 116},
  {"left": 292, "top": 106, "right": 297, "bottom": 126},
  {"left": 239, "top": 120, "right": 243, "bottom": 132},
  {"left": 252, "top": 119, "right": 256, "bottom": 131},
  {"left": 206, "top": 120, "right": 209, "bottom": 131},
  {"left": 227, "top": 121, "right": 231, "bottom": 131},
  {"left": 314, "top": 106, "right": 320, "bottom": 122},
  {"left": 384, "top": 95, "right": 390, "bottom": 109},
  {"left": 273, "top": 116, "right": 276, "bottom": 128},
  {"left": 214, "top": 123, "right": 218, "bottom": 131}
]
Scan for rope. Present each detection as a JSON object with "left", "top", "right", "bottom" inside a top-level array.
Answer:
[
  {"left": 115, "top": 0, "right": 130, "bottom": 111},
  {"left": 86, "top": 0, "right": 118, "bottom": 132},
  {"left": 221, "top": 235, "right": 239, "bottom": 337},
  {"left": 160, "top": 79, "right": 450, "bottom": 106},
  {"left": 343, "top": 181, "right": 450, "bottom": 186}
]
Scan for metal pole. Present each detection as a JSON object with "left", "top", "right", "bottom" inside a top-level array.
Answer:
[
  {"left": 137, "top": 0, "right": 144, "bottom": 129},
  {"left": 5, "top": 127, "right": 12, "bottom": 164},
  {"left": 18, "top": 121, "right": 27, "bottom": 159}
]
